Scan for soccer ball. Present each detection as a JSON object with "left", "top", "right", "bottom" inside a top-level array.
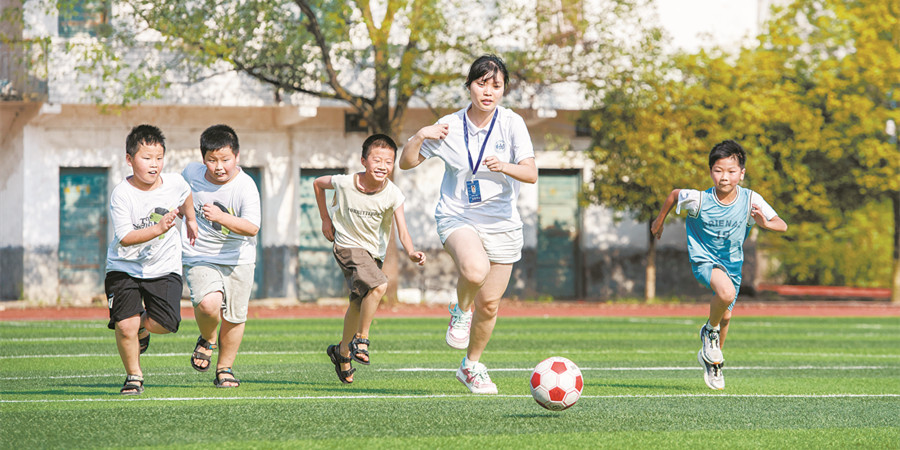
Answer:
[{"left": 529, "top": 356, "right": 583, "bottom": 411}]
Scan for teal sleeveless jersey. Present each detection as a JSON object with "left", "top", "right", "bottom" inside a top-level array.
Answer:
[{"left": 684, "top": 186, "right": 753, "bottom": 281}]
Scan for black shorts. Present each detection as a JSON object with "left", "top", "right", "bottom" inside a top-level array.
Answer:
[{"left": 105, "top": 271, "right": 183, "bottom": 332}]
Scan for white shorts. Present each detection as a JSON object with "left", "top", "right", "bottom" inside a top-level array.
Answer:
[
  {"left": 437, "top": 217, "right": 523, "bottom": 264},
  {"left": 184, "top": 262, "right": 255, "bottom": 324}
]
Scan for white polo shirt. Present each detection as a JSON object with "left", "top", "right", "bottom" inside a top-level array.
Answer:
[{"left": 419, "top": 104, "right": 534, "bottom": 232}]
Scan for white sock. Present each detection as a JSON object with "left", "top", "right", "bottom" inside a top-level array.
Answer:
[
  {"left": 706, "top": 321, "right": 720, "bottom": 332},
  {"left": 462, "top": 357, "right": 477, "bottom": 370}
]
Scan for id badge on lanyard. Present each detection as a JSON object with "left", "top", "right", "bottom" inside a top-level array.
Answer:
[
  {"left": 463, "top": 109, "right": 498, "bottom": 204},
  {"left": 466, "top": 180, "right": 482, "bottom": 203}
]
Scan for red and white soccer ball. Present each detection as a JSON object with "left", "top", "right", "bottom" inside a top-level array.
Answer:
[{"left": 529, "top": 356, "right": 583, "bottom": 411}]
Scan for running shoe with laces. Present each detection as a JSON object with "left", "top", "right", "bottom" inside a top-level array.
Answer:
[
  {"left": 699, "top": 323, "right": 724, "bottom": 364},
  {"left": 698, "top": 350, "right": 725, "bottom": 390},
  {"left": 456, "top": 361, "right": 498, "bottom": 394},
  {"left": 445, "top": 304, "right": 472, "bottom": 349}
]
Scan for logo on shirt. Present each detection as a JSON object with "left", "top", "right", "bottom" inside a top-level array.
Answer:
[
  {"left": 208, "top": 201, "right": 234, "bottom": 235},
  {"left": 348, "top": 207, "right": 381, "bottom": 217},
  {"left": 134, "top": 207, "right": 170, "bottom": 240},
  {"left": 495, "top": 140, "right": 506, "bottom": 152}
]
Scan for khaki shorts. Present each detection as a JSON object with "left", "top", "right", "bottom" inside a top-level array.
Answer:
[
  {"left": 333, "top": 244, "right": 388, "bottom": 303},
  {"left": 184, "top": 262, "right": 255, "bottom": 324},
  {"left": 437, "top": 218, "right": 523, "bottom": 264}
]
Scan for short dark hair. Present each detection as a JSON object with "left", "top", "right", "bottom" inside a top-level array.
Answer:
[
  {"left": 465, "top": 54, "right": 509, "bottom": 92},
  {"left": 200, "top": 124, "right": 240, "bottom": 157},
  {"left": 125, "top": 124, "right": 166, "bottom": 156},
  {"left": 708, "top": 140, "right": 746, "bottom": 169},
  {"left": 362, "top": 133, "right": 397, "bottom": 158}
]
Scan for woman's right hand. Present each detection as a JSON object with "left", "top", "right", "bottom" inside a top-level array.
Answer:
[{"left": 417, "top": 123, "right": 449, "bottom": 141}]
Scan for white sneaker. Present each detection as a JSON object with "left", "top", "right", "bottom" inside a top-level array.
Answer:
[
  {"left": 698, "top": 350, "right": 725, "bottom": 390},
  {"left": 445, "top": 304, "right": 472, "bottom": 349},
  {"left": 699, "top": 324, "right": 724, "bottom": 364},
  {"left": 456, "top": 361, "right": 498, "bottom": 394}
]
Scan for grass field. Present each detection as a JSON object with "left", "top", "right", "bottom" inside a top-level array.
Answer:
[{"left": 1, "top": 315, "right": 898, "bottom": 448}]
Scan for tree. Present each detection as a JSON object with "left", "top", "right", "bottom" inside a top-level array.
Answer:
[
  {"left": 23, "top": 0, "right": 664, "bottom": 302},
  {"left": 583, "top": 48, "right": 811, "bottom": 300},
  {"left": 585, "top": 0, "right": 900, "bottom": 301},
  {"left": 760, "top": 0, "right": 900, "bottom": 301}
]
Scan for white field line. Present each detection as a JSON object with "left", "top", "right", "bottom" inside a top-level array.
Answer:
[
  {"left": 381, "top": 366, "right": 895, "bottom": 372},
  {"left": 2, "top": 365, "right": 895, "bottom": 381},
  {"left": 4, "top": 337, "right": 109, "bottom": 342},
  {"left": 4, "top": 349, "right": 900, "bottom": 360},
  {"left": 2, "top": 393, "right": 899, "bottom": 404}
]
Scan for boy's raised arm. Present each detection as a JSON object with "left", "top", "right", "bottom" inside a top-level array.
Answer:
[
  {"left": 313, "top": 176, "right": 335, "bottom": 242},
  {"left": 751, "top": 205, "right": 788, "bottom": 232},
  {"left": 120, "top": 209, "right": 179, "bottom": 247},
  {"left": 200, "top": 205, "right": 259, "bottom": 237},
  {"left": 651, "top": 189, "right": 681, "bottom": 240},
  {"left": 392, "top": 204, "right": 425, "bottom": 265}
]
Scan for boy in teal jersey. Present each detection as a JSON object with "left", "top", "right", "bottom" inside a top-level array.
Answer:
[{"left": 651, "top": 140, "right": 787, "bottom": 390}]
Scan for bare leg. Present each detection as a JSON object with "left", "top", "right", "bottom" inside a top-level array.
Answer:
[
  {"left": 466, "top": 263, "right": 513, "bottom": 362},
  {"left": 719, "top": 310, "right": 733, "bottom": 348},
  {"left": 115, "top": 314, "right": 143, "bottom": 378},
  {"left": 352, "top": 283, "right": 387, "bottom": 362},
  {"left": 192, "top": 291, "right": 223, "bottom": 370},
  {"left": 443, "top": 229, "right": 490, "bottom": 312},
  {"left": 215, "top": 319, "right": 245, "bottom": 387},
  {"left": 707, "top": 268, "right": 736, "bottom": 328}
]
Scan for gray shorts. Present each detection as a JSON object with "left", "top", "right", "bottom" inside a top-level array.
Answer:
[
  {"left": 333, "top": 244, "right": 388, "bottom": 303},
  {"left": 184, "top": 262, "right": 255, "bottom": 324}
]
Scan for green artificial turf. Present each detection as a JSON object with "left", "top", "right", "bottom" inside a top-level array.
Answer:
[{"left": 1, "top": 316, "right": 898, "bottom": 448}]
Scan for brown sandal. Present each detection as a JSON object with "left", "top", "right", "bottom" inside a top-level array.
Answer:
[
  {"left": 327, "top": 344, "right": 355, "bottom": 384},
  {"left": 349, "top": 335, "right": 370, "bottom": 365},
  {"left": 120, "top": 374, "right": 144, "bottom": 395},
  {"left": 191, "top": 335, "right": 217, "bottom": 372},
  {"left": 214, "top": 368, "right": 240, "bottom": 388}
]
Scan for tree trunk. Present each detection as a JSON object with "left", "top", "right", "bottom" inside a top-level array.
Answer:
[
  {"left": 645, "top": 221, "right": 656, "bottom": 301},
  {"left": 384, "top": 226, "right": 400, "bottom": 305},
  {"left": 892, "top": 191, "right": 900, "bottom": 304}
]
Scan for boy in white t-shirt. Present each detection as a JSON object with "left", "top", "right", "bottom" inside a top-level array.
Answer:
[
  {"left": 105, "top": 124, "right": 198, "bottom": 395},
  {"left": 182, "top": 124, "right": 261, "bottom": 388},
  {"left": 314, "top": 134, "right": 426, "bottom": 384}
]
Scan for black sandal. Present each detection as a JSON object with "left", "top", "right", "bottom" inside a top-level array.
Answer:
[
  {"left": 191, "top": 335, "right": 217, "bottom": 372},
  {"left": 349, "top": 336, "right": 370, "bottom": 365},
  {"left": 138, "top": 328, "right": 150, "bottom": 354},
  {"left": 214, "top": 368, "right": 240, "bottom": 388},
  {"left": 327, "top": 344, "right": 355, "bottom": 384},
  {"left": 120, "top": 374, "right": 144, "bottom": 395}
]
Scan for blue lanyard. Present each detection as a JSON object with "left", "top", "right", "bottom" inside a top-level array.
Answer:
[{"left": 463, "top": 108, "right": 498, "bottom": 175}]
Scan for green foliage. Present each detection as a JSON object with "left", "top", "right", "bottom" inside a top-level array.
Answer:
[
  {"left": 3, "top": 0, "right": 666, "bottom": 138},
  {"left": 767, "top": 199, "right": 893, "bottom": 286},
  {"left": 584, "top": 0, "right": 899, "bottom": 288}
]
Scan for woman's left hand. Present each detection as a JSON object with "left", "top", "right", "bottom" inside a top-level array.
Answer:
[{"left": 482, "top": 156, "right": 505, "bottom": 173}]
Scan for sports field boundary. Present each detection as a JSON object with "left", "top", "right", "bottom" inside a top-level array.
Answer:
[{"left": 1, "top": 298, "right": 898, "bottom": 321}]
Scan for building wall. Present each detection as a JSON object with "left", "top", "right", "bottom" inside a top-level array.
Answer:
[
  {"left": 3, "top": 99, "right": 728, "bottom": 303},
  {"left": 3, "top": 0, "right": 783, "bottom": 303}
]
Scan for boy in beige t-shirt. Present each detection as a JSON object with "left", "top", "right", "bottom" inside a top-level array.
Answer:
[{"left": 314, "top": 134, "right": 426, "bottom": 384}]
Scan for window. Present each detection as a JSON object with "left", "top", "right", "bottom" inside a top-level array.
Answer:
[{"left": 58, "top": 0, "right": 111, "bottom": 38}]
